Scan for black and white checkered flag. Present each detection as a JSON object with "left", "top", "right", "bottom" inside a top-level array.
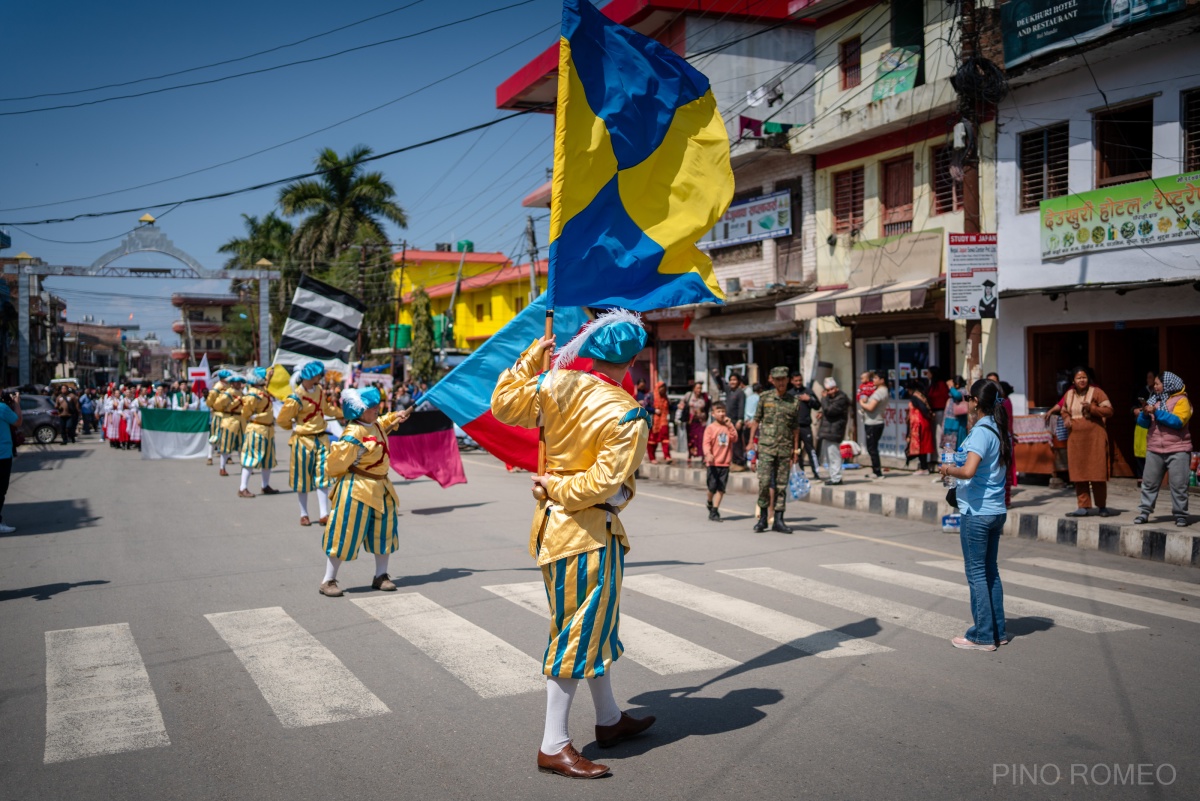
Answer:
[{"left": 272, "top": 274, "right": 366, "bottom": 374}]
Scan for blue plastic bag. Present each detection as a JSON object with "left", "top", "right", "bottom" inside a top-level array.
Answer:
[{"left": 788, "top": 465, "right": 811, "bottom": 500}]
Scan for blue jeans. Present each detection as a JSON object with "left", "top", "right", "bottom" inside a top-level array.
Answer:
[{"left": 959, "top": 513, "right": 1007, "bottom": 645}]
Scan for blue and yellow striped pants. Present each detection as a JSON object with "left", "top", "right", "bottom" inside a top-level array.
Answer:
[
  {"left": 240, "top": 427, "right": 277, "bottom": 470},
  {"left": 322, "top": 475, "right": 399, "bottom": 561},
  {"left": 208, "top": 412, "right": 221, "bottom": 444},
  {"left": 540, "top": 536, "right": 624, "bottom": 679},
  {"left": 212, "top": 418, "right": 243, "bottom": 455},
  {"left": 289, "top": 434, "right": 331, "bottom": 492}
]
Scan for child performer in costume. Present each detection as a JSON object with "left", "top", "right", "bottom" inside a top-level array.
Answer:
[
  {"left": 491, "top": 309, "right": 656, "bottom": 780},
  {"left": 238, "top": 368, "right": 280, "bottom": 498},
  {"left": 277, "top": 361, "right": 343, "bottom": 527},
  {"left": 210, "top": 374, "right": 246, "bottom": 477},
  {"left": 206, "top": 369, "right": 233, "bottom": 466},
  {"left": 317, "top": 387, "right": 410, "bottom": 598}
]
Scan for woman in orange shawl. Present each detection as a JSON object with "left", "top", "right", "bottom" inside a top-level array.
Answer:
[{"left": 647, "top": 381, "right": 673, "bottom": 463}]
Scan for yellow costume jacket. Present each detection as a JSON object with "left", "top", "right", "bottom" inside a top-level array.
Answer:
[
  {"left": 277, "top": 384, "right": 341, "bottom": 440},
  {"left": 239, "top": 386, "right": 275, "bottom": 434},
  {"left": 210, "top": 387, "right": 244, "bottom": 435},
  {"left": 206, "top": 380, "right": 229, "bottom": 413},
  {"left": 325, "top": 412, "right": 407, "bottom": 512},
  {"left": 492, "top": 342, "right": 649, "bottom": 566}
]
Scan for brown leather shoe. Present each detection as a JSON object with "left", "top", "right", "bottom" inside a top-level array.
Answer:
[
  {"left": 299, "top": 516, "right": 312, "bottom": 527},
  {"left": 218, "top": 469, "right": 229, "bottom": 477},
  {"left": 237, "top": 489, "right": 255, "bottom": 499},
  {"left": 537, "top": 743, "right": 608, "bottom": 779},
  {"left": 206, "top": 457, "right": 213, "bottom": 466},
  {"left": 595, "top": 711, "right": 656, "bottom": 748},
  {"left": 318, "top": 516, "right": 329, "bottom": 526},
  {"left": 371, "top": 573, "right": 397, "bottom": 591},
  {"left": 261, "top": 486, "right": 280, "bottom": 495},
  {"left": 318, "top": 580, "right": 343, "bottom": 598}
]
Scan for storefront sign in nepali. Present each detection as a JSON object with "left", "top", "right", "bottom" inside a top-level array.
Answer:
[
  {"left": 697, "top": 190, "right": 791, "bottom": 251},
  {"left": 1039, "top": 171, "right": 1200, "bottom": 260},
  {"left": 1001, "top": 0, "right": 1187, "bottom": 68},
  {"left": 871, "top": 47, "right": 920, "bottom": 102},
  {"left": 946, "top": 233, "right": 998, "bottom": 320}
]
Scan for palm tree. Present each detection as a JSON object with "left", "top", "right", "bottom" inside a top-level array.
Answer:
[
  {"left": 277, "top": 145, "right": 408, "bottom": 265},
  {"left": 218, "top": 212, "right": 296, "bottom": 345}
]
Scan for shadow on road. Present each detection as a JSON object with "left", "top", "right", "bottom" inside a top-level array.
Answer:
[
  {"left": 2, "top": 499, "right": 101, "bottom": 535},
  {"left": 1004, "top": 616, "right": 1056, "bottom": 640},
  {"left": 13, "top": 447, "right": 93, "bottom": 472},
  {"left": 409, "top": 503, "right": 492, "bottom": 516},
  {"left": 0, "top": 579, "right": 109, "bottom": 602}
]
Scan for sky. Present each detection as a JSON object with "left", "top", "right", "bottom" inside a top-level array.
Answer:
[{"left": 0, "top": 0, "right": 563, "bottom": 340}]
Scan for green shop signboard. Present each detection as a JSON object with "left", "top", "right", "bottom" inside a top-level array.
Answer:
[
  {"left": 871, "top": 47, "right": 920, "bottom": 102},
  {"left": 1002, "top": 0, "right": 1187, "bottom": 68},
  {"left": 1040, "top": 172, "right": 1200, "bottom": 260}
]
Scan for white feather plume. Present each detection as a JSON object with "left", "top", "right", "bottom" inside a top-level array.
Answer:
[
  {"left": 340, "top": 387, "right": 365, "bottom": 420},
  {"left": 545, "top": 307, "right": 644, "bottom": 391}
]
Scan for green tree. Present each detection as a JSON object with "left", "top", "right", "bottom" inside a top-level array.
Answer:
[
  {"left": 218, "top": 212, "right": 297, "bottom": 345},
  {"left": 409, "top": 287, "right": 436, "bottom": 384},
  {"left": 223, "top": 304, "right": 257, "bottom": 365}
]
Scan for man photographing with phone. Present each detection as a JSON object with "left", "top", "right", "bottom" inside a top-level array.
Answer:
[{"left": 0, "top": 391, "right": 24, "bottom": 534}]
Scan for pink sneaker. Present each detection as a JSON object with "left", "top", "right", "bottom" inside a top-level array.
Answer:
[{"left": 951, "top": 636, "right": 996, "bottom": 651}]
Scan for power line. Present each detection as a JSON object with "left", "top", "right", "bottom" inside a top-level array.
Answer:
[
  {"left": 0, "top": 1, "right": 535, "bottom": 117},
  {"left": 0, "top": 23, "right": 558, "bottom": 214},
  {"left": 0, "top": 0, "right": 430, "bottom": 103},
  {"left": 0, "top": 104, "right": 551, "bottom": 227}
]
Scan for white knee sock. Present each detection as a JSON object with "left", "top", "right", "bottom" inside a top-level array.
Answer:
[
  {"left": 374, "top": 553, "right": 390, "bottom": 577},
  {"left": 208, "top": 443, "right": 214, "bottom": 459},
  {"left": 587, "top": 672, "right": 622, "bottom": 727},
  {"left": 219, "top": 454, "right": 228, "bottom": 471},
  {"left": 316, "top": 488, "right": 330, "bottom": 518},
  {"left": 240, "top": 467, "right": 252, "bottom": 492},
  {"left": 541, "top": 677, "right": 577, "bottom": 755},
  {"left": 261, "top": 468, "right": 271, "bottom": 488},
  {"left": 323, "top": 556, "right": 342, "bottom": 583},
  {"left": 297, "top": 492, "right": 309, "bottom": 518}
]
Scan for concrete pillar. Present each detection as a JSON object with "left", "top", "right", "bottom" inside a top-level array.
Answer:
[
  {"left": 258, "top": 277, "right": 271, "bottom": 366},
  {"left": 18, "top": 273, "right": 33, "bottom": 386}
]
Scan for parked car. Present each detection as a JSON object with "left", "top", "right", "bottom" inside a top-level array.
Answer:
[{"left": 18, "top": 394, "right": 63, "bottom": 444}]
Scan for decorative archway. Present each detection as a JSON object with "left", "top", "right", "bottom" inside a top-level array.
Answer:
[{"left": 3, "top": 217, "right": 279, "bottom": 385}]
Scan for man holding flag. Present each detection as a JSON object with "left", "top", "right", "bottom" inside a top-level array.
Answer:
[{"left": 488, "top": 0, "right": 733, "bottom": 778}]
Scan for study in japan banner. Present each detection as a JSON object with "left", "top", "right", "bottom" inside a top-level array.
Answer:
[
  {"left": 1039, "top": 171, "right": 1200, "bottom": 260},
  {"left": 946, "top": 233, "right": 998, "bottom": 320}
]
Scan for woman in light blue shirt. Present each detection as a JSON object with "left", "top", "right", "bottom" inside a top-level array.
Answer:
[
  {"left": 938, "top": 379, "right": 1010, "bottom": 651},
  {"left": 0, "top": 391, "right": 24, "bottom": 534}
]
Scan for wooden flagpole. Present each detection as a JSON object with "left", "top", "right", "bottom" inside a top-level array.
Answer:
[{"left": 533, "top": 308, "right": 555, "bottom": 501}]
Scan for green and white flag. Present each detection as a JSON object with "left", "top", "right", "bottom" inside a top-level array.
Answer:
[{"left": 141, "top": 408, "right": 210, "bottom": 460}]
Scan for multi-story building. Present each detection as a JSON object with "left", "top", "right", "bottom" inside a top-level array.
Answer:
[
  {"left": 58, "top": 319, "right": 123, "bottom": 387},
  {"left": 993, "top": 0, "right": 1200, "bottom": 475},
  {"left": 170, "top": 294, "right": 241, "bottom": 370},
  {"left": 1, "top": 252, "right": 68, "bottom": 387},
  {"left": 497, "top": 0, "right": 819, "bottom": 392}
]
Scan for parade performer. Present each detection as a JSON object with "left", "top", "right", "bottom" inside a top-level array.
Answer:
[
  {"left": 210, "top": 374, "right": 246, "bottom": 477},
  {"left": 103, "top": 386, "right": 120, "bottom": 447},
  {"left": 128, "top": 389, "right": 144, "bottom": 450},
  {"left": 491, "top": 309, "right": 656, "bottom": 780},
  {"left": 238, "top": 368, "right": 280, "bottom": 498},
  {"left": 277, "top": 361, "right": 342, "bottom": 527},
  {"left": 206, "top": 369, "right": 232, "bottom": 466},
  {"left": 317, "top": 387, "right": 410, "bottom": 597}
]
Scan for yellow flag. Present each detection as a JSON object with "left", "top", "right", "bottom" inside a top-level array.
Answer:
[{"left": 267, "top": 365, "right": 292, "bottom": 401}]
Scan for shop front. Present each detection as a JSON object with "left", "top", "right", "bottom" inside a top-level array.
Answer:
[{"left": 689, "top": 298, "right": 804, "bottom": 391}]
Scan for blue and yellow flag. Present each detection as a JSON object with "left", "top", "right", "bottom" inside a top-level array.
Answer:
[{"left": 548, "top": 0, "right": 734, "bottom": 311}]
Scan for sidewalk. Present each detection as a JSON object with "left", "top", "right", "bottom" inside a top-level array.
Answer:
[{"left": 640, "top": 461, "right": 1200, "bottom": 569}]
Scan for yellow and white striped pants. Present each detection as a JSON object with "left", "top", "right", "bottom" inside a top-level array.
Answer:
[{"left": 540, "top": 535, "right": 624, "bottom": 679}]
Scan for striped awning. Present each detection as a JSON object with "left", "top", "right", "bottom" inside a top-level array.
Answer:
[{"left": 776, "top": 277, "right": 939, "bottom": 322}]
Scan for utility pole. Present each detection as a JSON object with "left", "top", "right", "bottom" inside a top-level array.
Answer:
[
  {"left": 443, "top": 246, "right": 468, "bottom": 353},
  {"left": 525, "top": 215, "right": 540, "bottom": 303},
  {"left": 958, "top": 0, "right": 982, "bottom": 374},
  {"left": 357, "top": 244, "right": 368, "bottom": 360}
]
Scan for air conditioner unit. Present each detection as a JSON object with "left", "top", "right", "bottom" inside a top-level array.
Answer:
[{"left": 435, "top": 242, "right": 453, "bottom": 252}]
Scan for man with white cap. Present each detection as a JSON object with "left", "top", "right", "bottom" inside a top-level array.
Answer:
[
  {"left": 817, "top": 375, "right": 851, "bottom": 486},
  {"left": 492, "top": 308, "right": 656, "bottom": 780}
]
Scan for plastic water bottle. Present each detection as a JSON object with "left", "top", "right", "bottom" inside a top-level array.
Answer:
[{"left": 941, "top": 443, "right": 956, "bottom": 487}]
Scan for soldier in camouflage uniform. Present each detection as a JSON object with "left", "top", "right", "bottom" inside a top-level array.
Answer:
[{"left": 750, "top": 366, "right": 801, "bottom": 533}]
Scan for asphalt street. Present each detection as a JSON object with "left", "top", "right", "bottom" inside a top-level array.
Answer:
[{"left": 2, "top": 431, "right": 1198, "bottom": 800}]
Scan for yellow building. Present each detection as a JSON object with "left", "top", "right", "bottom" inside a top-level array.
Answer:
[{"left": 393, "top": 250, "right": 547, "bottom": 351}]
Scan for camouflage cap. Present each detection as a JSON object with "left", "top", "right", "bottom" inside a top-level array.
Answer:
[{"left": 769, "top": 366, "right": 790, "bottom": 379}]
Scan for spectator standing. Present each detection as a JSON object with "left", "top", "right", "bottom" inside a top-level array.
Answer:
[
  {"left": 938, "top": 379, "right": 1011, "bottom": 651},
  {"left": 703, "top": 402, "right": 737, "bottom": 522},
  {"left": 56, "top": 388, "right": 77, "bottom": 444},
  {"left": 1131, "top": 370, "right": 1157, "bottom": 481},
  {"left": 683, "top": 381, "right": 710, "bottom": 465},
  {"left": 906, "top": 380, "right": 936, "bottom": 473},
  {"left": 750, "top": 367, "right": 800, "bottom": 532},
  {"left": 646, "top": 382, "right": 672, "bottom": 464},
  {"left": 723, "top": 373, "right": 746, "bottom": 469},
  {"left": 858, "top": 371, "right": 889, "bottom": 479},
  {"left": 817, "top": 376, "right": 850, "bottom": 486},
  {"left": 80, "top": 390, "right": 95, "bottom": 435},
  {"left": 943, "top": 376, "right": 969, "bottom": 448},
  {"left": 789, "top": 374, "right": 821, "bottom": 480},
  {"left": 0, "top": 392, "right": 23, "bottom": 533},
  {"left": 1134, "top": 371, "right": 1192, "bottom": 527},
  {"left": 927, "top": 368, "right": 950, "bottom": 444},
  {"left": 1044, "top": 367, "right": 1115, "bottom": 517}
]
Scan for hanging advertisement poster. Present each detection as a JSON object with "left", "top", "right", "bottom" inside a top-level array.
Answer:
[
  {"left": 1001, "top": 0, "right": 1187, "bottom": 68},
  {"left": 871, "top": 47, "right": 921, "bottom": 101},
  {"left": 1040, "top": 171, "right": 1200, "bottom": 259},
  {"left": 697, "top": 190, "right": 791, "bottom": 250},
  {"left": 946, "top": 233, "right": 998, "bottom": 320}
]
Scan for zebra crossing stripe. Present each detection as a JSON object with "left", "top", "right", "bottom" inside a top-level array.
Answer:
[
  {"left": 720, "top": 568, "right": 963, "bottom": 641},
  {"left": 1008, "top": 557, "right": 1200, "bottom": 597},
  {"left": 206, "top": 607, "right": 389, "bottom": 728},
  {"left": 921, "top": 561, "right": 1200, "bottom": 625},
  {"left": 44, "top": 623, "right": 170, "bottom": 764},
  {"left": 623, "top": 574, "right": 892, "bottom": 658},
  {"left": 823, "top": 564, "right": 1144, "bottom": 634},
  {"left": 484, "top": 582, "right": 738, "bottom": 675},
  {"left": 351, "top": 594, "right": 545, "bottom": 698}
]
